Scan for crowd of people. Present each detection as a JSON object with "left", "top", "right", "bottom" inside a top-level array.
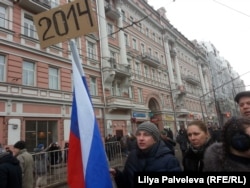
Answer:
[
  {"left": 0, "top": 141, "right": 69, "bottom": 188},
  {"left": 109, "top": 90, "right": 250, "bottom": 187},
  {"left": 1, "top": 91, "right": 250, "bottom": 187}
]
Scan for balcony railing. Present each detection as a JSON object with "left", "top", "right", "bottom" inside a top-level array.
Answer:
[
  {"left": 184, "top": 75, "right": 200, "bottom": 85},
  {"left": 141, "top": 52, "right": 160, "bottom": 67},
  {"left": 104, "top": 3, "right": 120, "bottom": 19},
  {"left": 110, "top": 58, "right": 131, "bottom": 78},
  {"left": 17, "top": 0, "right": 59, "bottom": 13}
]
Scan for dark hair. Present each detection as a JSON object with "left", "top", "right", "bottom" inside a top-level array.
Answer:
[
  {"left": 222, "top": 117, "right": 250, "bottom": 152},
  {"left": 221, "top": 117, "right": 250, "bottom": 167}
]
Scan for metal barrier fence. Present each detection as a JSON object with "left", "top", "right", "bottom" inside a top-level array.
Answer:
[{"left": 31, "top": 141, "right": 123, "bottom": 187}]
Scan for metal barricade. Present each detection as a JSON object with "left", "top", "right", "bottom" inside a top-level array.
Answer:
[
  {"left": 105, "top": 141, "right": 123, "bottom": 168},
  {"left": 32, "top": 148, "right": 68, "bottom": 188},
  {"left": 31, "top": 141, "right": 123, "bottom": 187}
]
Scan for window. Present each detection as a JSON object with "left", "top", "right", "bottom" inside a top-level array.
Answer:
[
  {"left": 87, "top": 41, "right": 96, "bottom": 60},
  {"left": 135, "top": 62, "right": 141, "bottom": 75},
  {"left": 144, "top": 66, "right": 148, "bottom": 77},
  {"left": 117, "top": 82, "right": 121, "bottom": 96},
  {"left": 137, "top": 23, "right": 142, "bottom": 32},
  {"left": 25, "top": 120, "right": 56, "bottom": 152},
  {"left": 155, "top": 52, "right": 158, "bottom": 59},
  {"left": 148, "top": 48, "right": 152, "bottom": 55},
  {"left": 137, "top": 88, "right": 143, "bottom": 103},
  {"left": 51, "top": 0, "right": 58, "bottom": 8},
  {"left": 124, "top": 34, "right": 129, "bottom": 46},
  {"left": 23, "top": 61, "right": 35, "bottom": 86},
  {"left": 24, "top": 13, "right": 36, "bottom": 38},
  {"left": 121, "top": 10, "right": 126, "bottom": 22},
  {"left": 0, "top": 5, "right": 6, "bottom": 28},
  {"left": 158, "top": 72, "right": 161, "bottom": 82},
  {"left": 111, "top": 81, "right": 121, "bottom": 96},
  {"left": 151, "top": 69, "right": 155, "bottom": 80},
  {"left": 141, "top": 43, "right": 145, "bottom": 54},
  {"left": 146, "top": 28, "right": 149, "bottom": 36},
  {"left": 152, "top": 33, "right": 155, "bottom": 41},
  {"left": 0, "top": 55, "right": 5, "bottom": 81},
  {"left": 132, "top": 38, "right": 137, "bottom": 50},
  {"left": 49, "top": 67, "right": 59, "bottom": 90},
  {"left": 107, "top": 23, "right": 114, "bottom": 38},
  {"left": 90, "top": 76, "right": 97, "bottom": 96}
]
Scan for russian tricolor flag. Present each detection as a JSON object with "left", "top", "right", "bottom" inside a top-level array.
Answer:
[{"left": 68, "top": 40, "right": 113, "bottom": 188}]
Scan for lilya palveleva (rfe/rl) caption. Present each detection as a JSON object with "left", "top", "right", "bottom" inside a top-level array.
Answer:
[{"left": 134, "top": 173, "right": 249, "bottom": 187}]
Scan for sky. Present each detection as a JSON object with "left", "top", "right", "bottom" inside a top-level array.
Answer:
[{"left": 147, "top": 0, "right": 250, "bottom": 90}]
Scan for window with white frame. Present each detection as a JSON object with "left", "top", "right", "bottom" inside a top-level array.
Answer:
[
  {"left": 22, "top": 61, "right": 35, "bottom": 86},
  {"left": 0, "top": 5, "right": 6, "bottom": 28},
  {"left": 87, "top": 41, "right": 96, "bottom": 60},
  {"left": 152, "top": 33, "right": 155, "bottom": 41},
  {"left": 148, "top": 48, "right": 152, "bottom": 55},
  {"left": 137, "top": 23, "right": 142, "bottom": 32},
  {"left": 107, "top": 23, "right": 114, "bottom": 38},
  {"left": 90, "top": 76, "right": 97, "bottom": 96},
  {"left": 155, "top": 51, "right": 158, "bottom": 59},
  {"left": 151, "top": 69, "right": 155, "bottom": 80},
  {"left": 111, "top": 81, "right": 121, "bottom": 96},
  {"left": 137, "top": 88, "right": 143, "bottom": 103},
  {"left": 144, "top": 65, "right": 148, "bottom": 77},
  {"left": 124, "top": 33, "right": 129, "bottom": 46},
  {"left": 117, "top": 82, "right": 121, "bottom": 96},
  {"left": 146, "top": 28, "right": 149, "bottom": 36},
  {"left": 23, "top": 13, "right": 36, "bottom": 38},
  {"left": 158, "top": 72, "right": 161, "bottom": 82},
  {"left": 49, "top": 67, "right": 59, "bottom": 90},
  {"left": 121, "top": 10, "right": 126, "bottom": 22},
  {"left": 132, "top": 38, "right": 137, "bottom": 50},
  {"left": 0, "top": 55, "right": 5, "bottom": 82},
  {"left": 141, "top": 43, "right": 145, "bottom": 54},
  {"left": 135, "top": 62, "right": 141, "bottom": 75}
]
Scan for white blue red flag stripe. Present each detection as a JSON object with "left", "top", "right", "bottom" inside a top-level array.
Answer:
[{"left": 68, "top": 40, "right": 113, "bottom": 188}]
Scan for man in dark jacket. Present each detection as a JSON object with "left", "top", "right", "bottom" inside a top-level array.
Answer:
[
  {"left": 110, "top": 121, "right": 182, "bottom": 188},
  {"left": 0, "top": 152, "right": 22, "bottom": 188}
]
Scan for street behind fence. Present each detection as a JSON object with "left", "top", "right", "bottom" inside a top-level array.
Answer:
[{"left": 32, "top": 141, "right": 123, "bottom": 188}]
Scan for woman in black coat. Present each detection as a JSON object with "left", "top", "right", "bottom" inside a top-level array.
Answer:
[
  {"left": 0, "top": 152, "right": 22, "bottom": 188},
  {"left": 182, "top": 120, "right": 213, "bottom": 172},
  {"left": 110, "top": 122, "right": 182, "bottom": 188}
]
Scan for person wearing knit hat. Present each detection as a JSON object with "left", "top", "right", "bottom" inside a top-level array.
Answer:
[
  {"left": 13, "top": 140, "right": 34, "bottom": 188},
  {"left": 110, "top": 121, "right": 182, "bottom": 187},
  {"left": 136, "top": 121, "right": 160, "bottom": 142}
]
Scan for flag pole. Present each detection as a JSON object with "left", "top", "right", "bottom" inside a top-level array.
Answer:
[{"left": 69, "top": 39, "right": 84, "bottom": 76}]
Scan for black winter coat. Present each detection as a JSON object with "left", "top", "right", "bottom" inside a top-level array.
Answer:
[
  {"left": 0, "top": 152, "right": 22, "bottom": 188},
  {"left": 114, "top": 140, "right": 182, "bottom": 188},
  {"left": 182, "top": 138, "right": 214, "bottom": 172}
]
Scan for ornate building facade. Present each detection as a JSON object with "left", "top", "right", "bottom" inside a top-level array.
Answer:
[{"left": 1, "top": 0, "right": 242, "bottom": 151}]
